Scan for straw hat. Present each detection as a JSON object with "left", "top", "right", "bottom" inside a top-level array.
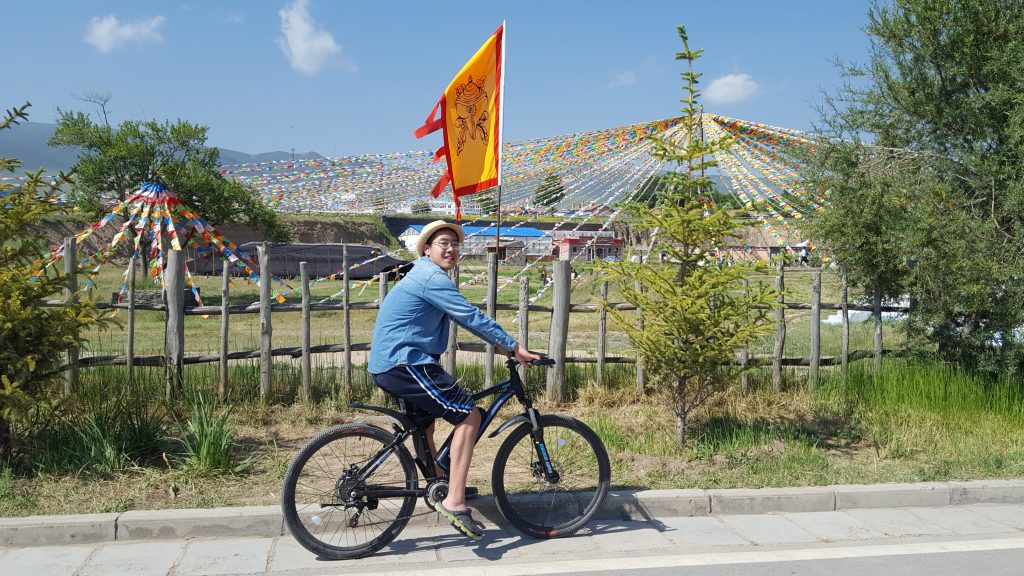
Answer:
[{"left": 415, "top": 220, "right": 465, "bottom": 256}]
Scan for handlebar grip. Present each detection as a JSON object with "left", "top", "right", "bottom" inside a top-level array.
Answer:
[{"left": 531, "top": 357, "right": 556, "bottom": 367}]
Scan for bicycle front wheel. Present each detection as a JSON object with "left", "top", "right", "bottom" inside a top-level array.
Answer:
[
  {"left": 281, "top": 424, "right": 418, "bottom": 559},
  {"left": 492, "top": 414, "right": 610, "bottom": 538}
]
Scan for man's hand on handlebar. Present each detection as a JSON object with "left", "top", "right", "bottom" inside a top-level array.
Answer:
[{"left": 511, "top": 343, "right": 541, "bottom": 367}]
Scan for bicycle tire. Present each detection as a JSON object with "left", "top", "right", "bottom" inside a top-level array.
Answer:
[
  {"left": 281, "top": 423, "right": 418, "bottom": 559},
  {"left": 491, "top": 414, "right": 610, "bottom": 538}
]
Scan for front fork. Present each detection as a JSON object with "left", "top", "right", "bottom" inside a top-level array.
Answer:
[{"left": 527, "top": 408, "right": 560, "bottom": 482}]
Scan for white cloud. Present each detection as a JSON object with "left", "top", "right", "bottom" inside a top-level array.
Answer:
[
  {"left": 277, "top": 0, "right": 354, "bottom": 75},
  {"left": 704, "top": 73, "right": 759, "bottom": 104},
  {"left": 85, "top": 15, "right": 166, "bottom": 54},
  {"left": 610, "top": 71, "right": 636, "bottom": 88}
]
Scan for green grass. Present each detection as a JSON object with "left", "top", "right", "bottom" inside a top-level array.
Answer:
[
  {"left": 2, "top": 357, "right": 1024, "bottom": 516},
  {"left": 27, "top": 384, "right": 169, "bottom": 476},
  {"left": 178, "top": 393, "right": 251, "bottom": 475}
]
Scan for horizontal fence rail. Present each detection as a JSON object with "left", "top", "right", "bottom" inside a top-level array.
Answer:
[{"left": 54, "top": 238, "right": 906, "bottom": 400}]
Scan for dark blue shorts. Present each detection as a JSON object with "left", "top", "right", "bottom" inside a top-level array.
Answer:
[{"left": 371, "top": 364, "right": 475, "bottom": 425}]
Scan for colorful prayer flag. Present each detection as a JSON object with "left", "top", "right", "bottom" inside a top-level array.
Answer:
[{"left": 414, "top": 23, "right": 505, "bottom": 217}]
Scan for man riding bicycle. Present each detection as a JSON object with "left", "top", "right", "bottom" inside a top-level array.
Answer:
[{"left": 369, "top": 220, "right": 539, "bottom": 540}]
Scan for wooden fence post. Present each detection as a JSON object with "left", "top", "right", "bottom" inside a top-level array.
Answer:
[
  {"left": 219, "top": 260, "right": 230, "bottom": 404},
  {"left": 258, "top": 243, "right": 272, "bottom": 403},
  {"left": 772, "top": 259, "right": 786, "bottom": 391},
  {"left": 841, "top": 268, "right": 849, "bottom": 372},
  {"left": 300, "top": 262, "right": 311, "bottom": 403},
  {"left": 809, "top": 271, "right": 821, "bottom": 390},
  {"left": 518, "top": 276, "right": 529, "bottom": 381},
  {"left": 378, "top": 271, "right": 389, "bottom": 303},
  {"left": 165, "top": 248, "right": 186, "bottom": 400},
  {"left": 342, "top": 245, "right": 352, "bottom": 397},
  {"left": 635, "top": 280, "right": 646, "bottom": 393},
  {"left": 444, "top": 264, "right": 459, "bottom": 374},
  {"left": 369, "top": 271, "right": 389, "bottom": 405},
  {"left": 546, "top": 260, "right": 570, "bottom": 403},
  {"left": 126, "top": 255, "right": 137, "bottom": 383},
  {"left": 63, "top": 237, "right": 78, "bottom": 395},
  {"left": 597, "top": 280, "right": 608, "bottom": 388},
  {"left": 485, "top": 252, "right": 498, "bottom": 386},
  {"left": 873, "top": 285, "right": 883, "bottom": 372},
  {"left": 740, "top": 278, "right": 749, "bottom": 394}
]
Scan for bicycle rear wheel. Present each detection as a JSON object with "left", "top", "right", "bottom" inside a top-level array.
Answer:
[
  {"left": 491, "top": 414, "right": 610, "bottom": 538},
  {"left": 281, "top": 424, "right": 418, "bottom": 559}
]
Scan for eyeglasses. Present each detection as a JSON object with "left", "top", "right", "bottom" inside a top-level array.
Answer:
[{"left": 432, "top": 240, "right": 461, "bottom": 250}]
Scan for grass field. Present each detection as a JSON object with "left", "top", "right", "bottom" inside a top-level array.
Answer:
[
  {"left": 2, "top": 358, "right": 1022, "bottom": 517},
  {"left": 74, "top": 260, "right": 899, "bottom": 370}
]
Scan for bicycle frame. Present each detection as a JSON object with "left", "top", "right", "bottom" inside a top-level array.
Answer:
[{"left": 348, "top": 358, "right": 559, "bottom": 500}]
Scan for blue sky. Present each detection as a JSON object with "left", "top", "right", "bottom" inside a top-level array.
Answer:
[{"left": 5, "top": 1, "right": 873, "bottom": 158}]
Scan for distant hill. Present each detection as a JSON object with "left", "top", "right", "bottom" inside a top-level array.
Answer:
[{"left": 0, "top": 121, "right": 322, "bottom": 174}]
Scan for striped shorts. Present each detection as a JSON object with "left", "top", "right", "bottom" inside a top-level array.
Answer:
[{"left": 371, "top": 363, "right": 475, "bottom": 425}]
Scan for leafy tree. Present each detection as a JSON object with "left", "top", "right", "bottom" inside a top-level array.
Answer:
[
  {"left": 600, "top": 27, "right": 777, "bottom": 447},
  {"left": 533, "top": 172, "right": 565, "bottom": 210},
  {"left": 48, "top": 105, "right": 289, "bottom": 241},
  {"left": 0, "top": 103, "right": 108, "bottom": 459},
  {"left": 804, "top": 0, "right": 1024, "bottom": 374}
]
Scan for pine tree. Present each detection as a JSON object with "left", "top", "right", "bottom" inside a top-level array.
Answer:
[
  {"left": 600, "top": 27, "right": 778, "bottom": 447},
  {"left": 533, "top": 172, "right": 566, "bottom": 210},
  {"left": 0, "top": 103, "right": 108, "bottom": 459}
]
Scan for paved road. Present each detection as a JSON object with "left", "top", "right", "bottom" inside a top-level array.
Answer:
[{"left": 4, "top": 503, "right": 1024, "bottom": 575}]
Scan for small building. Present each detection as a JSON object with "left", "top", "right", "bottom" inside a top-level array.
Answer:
[
  {"left": 557, "top": 237, "right": 625, "bottom": 262},
  {"left": 487, "top": 240, "right": 526, "bottom": 265}
]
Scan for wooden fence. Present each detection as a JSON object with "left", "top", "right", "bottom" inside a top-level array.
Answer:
[{"left": 54, "top": 239, "right": 909, "bottom": 401}]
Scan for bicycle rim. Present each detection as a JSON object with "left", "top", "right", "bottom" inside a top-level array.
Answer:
[
  {"left": 492, "top": 414, "right": 610, "bottom": 538},
  {"left": 282, "top": 424, "right": 418, "bottom": 559}
]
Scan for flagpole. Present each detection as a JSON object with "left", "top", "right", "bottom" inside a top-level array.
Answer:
[{"left": 495, "top": 185, "right": 502, "bottom": 253}]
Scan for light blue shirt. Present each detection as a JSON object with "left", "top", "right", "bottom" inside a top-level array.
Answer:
[{"left": 368, "top": 257, "right": 518, "bottom": 374}]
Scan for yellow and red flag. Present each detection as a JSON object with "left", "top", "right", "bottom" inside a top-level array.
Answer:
[{"left": 414, "top": 23, "right": 505, "bottom": 218}]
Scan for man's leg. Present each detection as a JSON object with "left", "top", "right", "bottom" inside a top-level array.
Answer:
[{"left": 440, "top": 408, "right": 481, "bottom": 512}]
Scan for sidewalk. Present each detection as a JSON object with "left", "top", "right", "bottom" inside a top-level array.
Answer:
[
  {"left": 4, "top": 499, "right": 1024, "bottom": 576},
  {"left": 2, "top": 479, "right": 1023, "bottom": 548}
]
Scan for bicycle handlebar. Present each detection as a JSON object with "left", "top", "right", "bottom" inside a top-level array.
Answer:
[{"left": 504, "top": 354, "right": 555, "bottom": 368}]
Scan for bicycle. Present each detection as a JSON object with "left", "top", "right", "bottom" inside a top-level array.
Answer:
[{"left": 281, "top": 356, "right": 611, "bottom": 559}]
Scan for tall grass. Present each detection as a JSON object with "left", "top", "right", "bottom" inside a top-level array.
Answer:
[
  {"left": 179, "top": 393, "right": 251, "bottom": 474},
  {"left": 28, "top": 382, "right": 168, "bottom": 476},
  {"left": 829, "top": 360, "right": 1024, "bottom": 421}
]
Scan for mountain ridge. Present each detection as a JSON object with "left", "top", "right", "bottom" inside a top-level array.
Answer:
[{"left": 0, "top": 121, "right": 323, "bottom": 174}]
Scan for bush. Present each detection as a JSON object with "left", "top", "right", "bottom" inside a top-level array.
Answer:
[{"left": 0, "top": 103, "right": 108, "bottom": 460}]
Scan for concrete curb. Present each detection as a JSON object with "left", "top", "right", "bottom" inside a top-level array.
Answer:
[{"left": 3, "top": 479, "right": 1023, "bottom": 547}]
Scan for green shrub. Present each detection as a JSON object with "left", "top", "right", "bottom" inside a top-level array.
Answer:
[{"left": 0, "top": 103, "right": 109, "bottom": 460}]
